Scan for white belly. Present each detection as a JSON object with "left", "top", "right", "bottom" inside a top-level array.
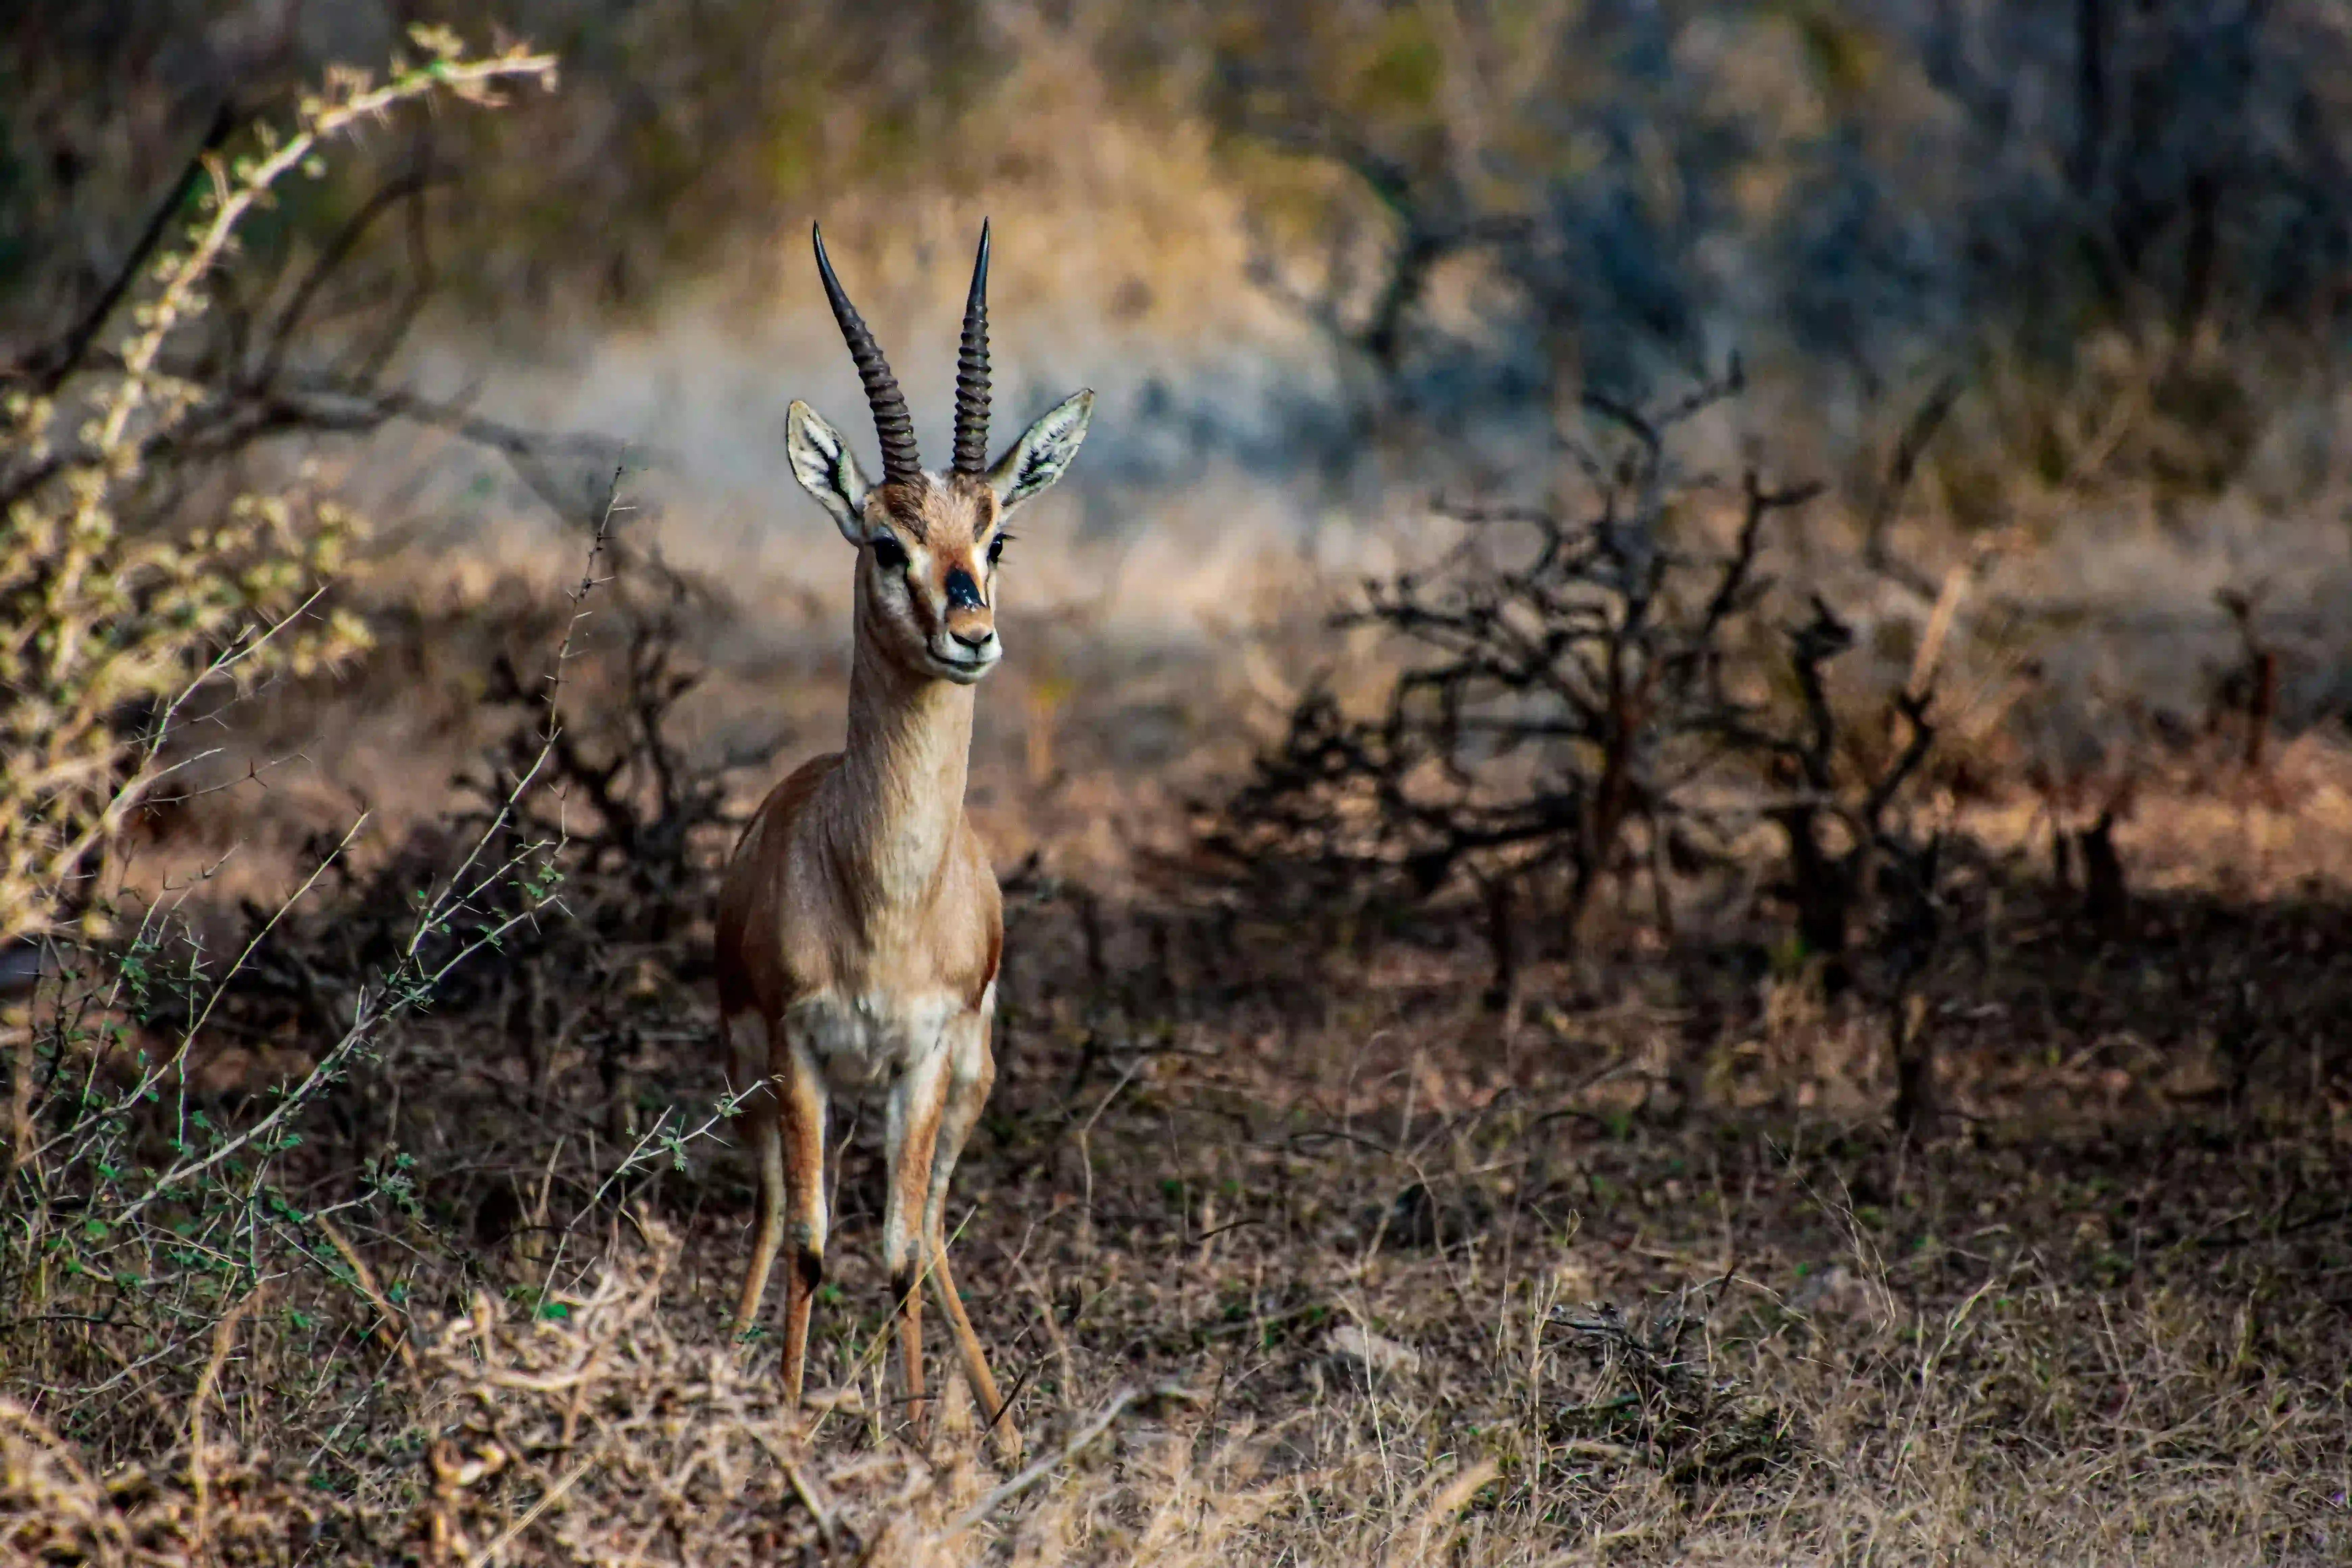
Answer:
[{"left": 785, "top": 989, "right": 965, "bottom": 1099}]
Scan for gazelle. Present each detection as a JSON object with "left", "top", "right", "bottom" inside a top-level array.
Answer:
[{"left": 715, "top": 221, "right": 1091, "bottom": 1458}]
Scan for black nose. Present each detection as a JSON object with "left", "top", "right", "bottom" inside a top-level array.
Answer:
[{"left": 945, "top": 566, "right": 985, "bottom": 611}]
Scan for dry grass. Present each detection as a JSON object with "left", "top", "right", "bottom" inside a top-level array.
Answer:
[{"left": 16, "top": 997, "right": 2345, "bottom": 1564}]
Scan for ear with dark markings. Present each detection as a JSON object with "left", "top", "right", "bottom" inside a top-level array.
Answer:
[
  {"left": 786, "top": 399, "right": 874, "bottom": 544},
  {"left": 987, "top": 390, "right": 1094, "bottom": 512}
]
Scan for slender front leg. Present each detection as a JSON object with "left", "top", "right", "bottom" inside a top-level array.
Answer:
[
  {"left": 925, "top": 1006, "right": 1022, "bottom": 1461},
  {"left": 883, "top": 1045, "right": 948, "bottom": 1437},
  {"left": 775, "top": 1025, "right": 830, "bottom": 1416}
]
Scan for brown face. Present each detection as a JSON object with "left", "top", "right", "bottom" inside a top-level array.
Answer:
[
  {"left": 854, "top": 472, "right": 1010, "bottom": 685},
  {"left": 785, "top": 390, "right": 1092, "bottom": 679}
]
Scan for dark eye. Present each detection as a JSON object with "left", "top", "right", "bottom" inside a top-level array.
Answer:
[
  {"left": 870, "top": 535, "right": 908, "bottom": 571},
  {"left": 986, "top": 532, "right": 1013, "bottom": 565}
]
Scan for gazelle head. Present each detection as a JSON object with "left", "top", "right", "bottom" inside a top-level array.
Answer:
[{"left": 786, "top": 222, "right": 1094, "bottom": 687}]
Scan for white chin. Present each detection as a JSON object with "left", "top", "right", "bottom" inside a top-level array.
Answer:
[{"left": 930, "top": 651, "right": 1000, "bottom": 685}]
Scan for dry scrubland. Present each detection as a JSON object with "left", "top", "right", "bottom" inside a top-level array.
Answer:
[
  {"left": 8, "top": 6, "right": 2352, "bottom": 1565},
  {"left": 10, "top": 407, "right": 2352, "bottom": 1567}
]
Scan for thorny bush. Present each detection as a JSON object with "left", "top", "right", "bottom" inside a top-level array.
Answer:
[
  {"left": 1206, "top": 376, "right": 1942, "bottom": 989},
  {"left": 0, "top": 25, "right": 571, "bottom": 1487}
]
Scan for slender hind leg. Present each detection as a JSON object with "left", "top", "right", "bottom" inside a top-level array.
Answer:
[
  {"left": 728, "top": 1012, "right": 784, "bottom": 1337},
  {"left": 925, "top": 1006, "right": 1021, "bottom": 1461},
  {"left": 776, "top": 1028, "right": 830, "bottom": 1415},
  {"left": 733, "top": 1013, "right": 829, "bottom": 1417}
]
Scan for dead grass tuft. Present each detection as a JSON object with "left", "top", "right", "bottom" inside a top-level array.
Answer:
[
  {"left": 412, "top": 1221, "right": 932, "bottom": 1566},
  {"left": 0, "top": 1397, "right": 348, "bottom": 1567}
]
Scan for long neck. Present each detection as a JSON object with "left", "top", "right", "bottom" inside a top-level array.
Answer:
[{"left": 826, "top": 629, "right": 976, "bottom": 912}]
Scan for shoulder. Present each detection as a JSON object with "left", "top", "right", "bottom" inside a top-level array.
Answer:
[
  {"left": 717, "top": 752, "right": 844, "bottom": 926},
  {"left": 763, "top": 752, "right": 844, "bottom": 825},
  {"left": 724, "top": 752, "right": 840, "bottom": 859}
]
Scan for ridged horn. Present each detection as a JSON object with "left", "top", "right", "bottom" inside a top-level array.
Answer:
[
  {"left": 951, "top": 220, "right": 993, "bottom": 475},
  {"left": 811, "top": 222, "right": 921, "bottom": 485}
]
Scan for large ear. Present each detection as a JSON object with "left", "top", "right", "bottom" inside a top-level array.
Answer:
[
  {"left": 987, "top": 389, "right": 1094, "bottom": 511},
  {"left": 786, "top": 399, "right": 873, "bottom": 543}
]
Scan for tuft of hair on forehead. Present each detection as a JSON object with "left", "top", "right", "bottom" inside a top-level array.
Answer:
[
  {"left": 873, "top": 477, "right": 934, "bottom": 543},
  {"left": 877, "top": 472, "right": 1000, "bottom": 550}
]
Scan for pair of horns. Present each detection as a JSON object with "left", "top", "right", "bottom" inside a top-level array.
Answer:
[{"left": 811, "top": 220, "right": 992, "bottom": 485}]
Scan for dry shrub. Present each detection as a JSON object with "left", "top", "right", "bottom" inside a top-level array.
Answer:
[
  {"left": 0, "top": 28, "right": 556, "bottom": 953},
  {"left": 0, "top": 1398, "right": 347, "bottom": 1567},
  {"left": 1206, "top": 377, "right": 1943, "bottom": 1026},
  {"left": 1207, "top": 381, "right": 1805, "bottom": 925}
]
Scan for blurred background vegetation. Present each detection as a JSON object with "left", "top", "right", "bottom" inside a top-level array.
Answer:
[{"left": 14, "top": 1, "right": 2352, "bottom": 496}]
